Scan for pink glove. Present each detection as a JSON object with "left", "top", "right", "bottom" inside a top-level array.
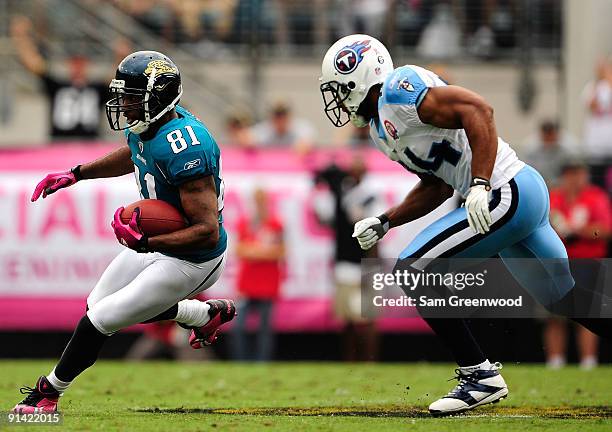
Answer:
[
  {"left": 111, "top": 207, "right": 149, "bottom": 253},
  {"left": 31, "top": 166, "right": 81, "bottom": 201}
]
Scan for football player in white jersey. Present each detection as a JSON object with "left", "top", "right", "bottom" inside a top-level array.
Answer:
[{"left": 320, "top": 35, "right": 612, "bottom": 416}]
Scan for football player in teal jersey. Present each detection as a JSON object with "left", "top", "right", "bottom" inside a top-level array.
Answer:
[{"left": 14, "top": 51, "right": 236, "bottom": 413}]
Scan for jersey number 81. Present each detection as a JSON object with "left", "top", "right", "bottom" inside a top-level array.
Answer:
[
  {"left": 166, "top": 126, "right": 225, "bottom": 213},
  {"left": 167, "top": 125, "right": 201, "bottom": 153}
]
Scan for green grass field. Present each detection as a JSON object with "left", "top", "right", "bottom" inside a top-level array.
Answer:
[{"left": 1, "top": 361, "right": 610, "bottom": 431}]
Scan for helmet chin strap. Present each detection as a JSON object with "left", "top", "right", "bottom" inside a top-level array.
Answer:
[
  {"left": 128, "top": 68, "right": 183, "bottom": 134},
  {"left": 350, "top": 112, "right": 369, "bottom": 128},
  {"left": 128, "top": 119, "right": 150, "bottom": 134}
]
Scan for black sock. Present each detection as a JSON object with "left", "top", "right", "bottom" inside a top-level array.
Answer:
[
  {"left": 410, "top": 268, "right": 486, "bottom": 366},
  {"left": 54, "top": 315, "right": 109, "bottom": 382},
  {"left": 141, "top": 304, "right": 178, "bottom": 324},
  {"left": 422, "top": 317, "right": 487, "bottom": 367}
]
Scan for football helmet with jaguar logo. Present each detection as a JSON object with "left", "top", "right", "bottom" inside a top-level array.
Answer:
[
  {"left": 320, "top": 34, "right": 393, "bottom": 128},
  {"left": 106, "top": 51, "right": 183, "bottom": 134}
]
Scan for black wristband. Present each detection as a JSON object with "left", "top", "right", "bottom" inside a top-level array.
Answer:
[
  {"left": 470, "top": 177, "right": 491, "bottom": 191},
  {"left": 71, "top": 164, "right": 83, "bottom": 181},
  {"left": 136, "top": 236, "right": 149, "bottom": 253},
  {"left": 377, "top": 213, "right": 390, "bottom": 232}
]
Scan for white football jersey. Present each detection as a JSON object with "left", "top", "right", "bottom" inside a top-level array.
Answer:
[{"left": 369, "top": 65, "right": 525, "bottom": 197}]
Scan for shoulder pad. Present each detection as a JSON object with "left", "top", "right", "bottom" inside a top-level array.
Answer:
[{"left": 382, "top": 66, "right": 429, "bottom": 107}]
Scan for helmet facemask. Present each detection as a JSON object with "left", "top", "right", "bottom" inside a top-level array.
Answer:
[
  {"left": 320, "top": 81, "right": 352, "bottom": 127},
  {"left": 320, "top": 80, "right": 372, "bottom": 128},
  {"left": 106, "top": 81, "right": 158, "bottom": 133}
]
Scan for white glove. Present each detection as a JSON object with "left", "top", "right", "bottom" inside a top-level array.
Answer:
[
  {"left": 465, "top": 178, "right": 492, "bottom": 234},
  {"left": 352, "top": 216, "right": 390, "bottom": 250}
]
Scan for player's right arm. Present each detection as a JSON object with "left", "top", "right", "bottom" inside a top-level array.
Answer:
[
  {"left": 31, "top": 146, "right": 134, "bottom": 201},
  {"left": 78, "top": 146, "right": 134, "bottom": 179},
  {"left": 353, "top": 174, "right": 453, "bottom": 250}
]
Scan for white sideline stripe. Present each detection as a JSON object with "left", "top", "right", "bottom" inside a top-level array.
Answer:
[{"left": 412, "top": 183, "right": 513, "bottom": 270}]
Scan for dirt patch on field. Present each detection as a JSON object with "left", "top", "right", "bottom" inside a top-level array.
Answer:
[{"left": 134, "top": 405, "right": 612, "bottom": 419}]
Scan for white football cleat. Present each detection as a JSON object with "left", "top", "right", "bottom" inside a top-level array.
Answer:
[{"left": 429, "top": 362, "right": 508, "bottom": 416}]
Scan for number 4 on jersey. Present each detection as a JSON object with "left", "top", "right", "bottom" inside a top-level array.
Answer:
[{"left": 404, "top": 139, "right": 461, "bottom": 173}]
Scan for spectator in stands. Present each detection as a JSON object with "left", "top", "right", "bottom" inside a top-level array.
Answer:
[
  {"left": 464, "top": 0, "right": 516, "bottom": 57},
  {"left": 583, "top": 57, "right": 612, "bottom": 187},
  {"left": 273, "top": 0, "right": 320, "bottom": 46},
  {"left": 523, "top": 120, "right": 577, "bottom": 186},
  {"left": 250, "top": 101, "right": 315, "bottom": 153},
  {"left": 10, "top": 15, "right": 109, "bottom": 141},
  {"left": 313, "top": 155, "right": 382, "bottom": 361},
  {"left": 231, "top": 188, "right": 285, "bottom": 362},
  {"left": 584, "top": 59, "right": 612, "bottom": 159},
  {"left": 546, "top": 161, "right": 611, "bottom": 369},
  {"left": 169, "top": 0, "right": 237, "bottom": 43},
  {"left": 336, "top": 0, "right": 390, "bottom": 41},
  {"left": 583, "top": 57, "right": 612, "bottom": 160},
  {"left": 224, "top": 109, "right": 254, "bottom": 148},
  {"left": 417, "top": 2, "right": 461, "bottom": 59},
  {"left": 112, "top": 0, "right": 178, "bottom": 42}
]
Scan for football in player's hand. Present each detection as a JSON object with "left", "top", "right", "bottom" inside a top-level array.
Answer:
[{"left": 121, "top": 199, "right": 187, "bottom": 236}]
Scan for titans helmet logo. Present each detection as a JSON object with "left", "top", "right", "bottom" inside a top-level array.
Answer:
[{"left": 333, "top": 40, "right": 371, "bottom": 75}]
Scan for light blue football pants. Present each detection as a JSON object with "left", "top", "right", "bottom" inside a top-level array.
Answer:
[{"left": 398, "top": 165, "right": 574, "bottom": 306}]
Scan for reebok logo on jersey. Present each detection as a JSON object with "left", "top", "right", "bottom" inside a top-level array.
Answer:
[{"left": 184, "top": 159, "right": 201, "bottom": 170}]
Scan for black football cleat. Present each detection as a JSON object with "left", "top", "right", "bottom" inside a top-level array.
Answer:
[{"left": 13, "top": 376, "right": 60, "bottom": 413}]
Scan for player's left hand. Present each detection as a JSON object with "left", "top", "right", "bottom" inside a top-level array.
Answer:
[
  {"left": 111, "top": 207, "right": 149, "bottom": 253},
  {"left": 465, "top": 178, "right": 492, "bottom": 234}
]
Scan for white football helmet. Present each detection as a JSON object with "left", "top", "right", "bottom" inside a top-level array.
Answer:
[{"left": 320, "top": 34, "right": 393, "bottom": 128}]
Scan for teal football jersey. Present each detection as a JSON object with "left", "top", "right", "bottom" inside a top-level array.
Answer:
[{"left": 125, "top": 105, "right": 226, "bottom": 262}]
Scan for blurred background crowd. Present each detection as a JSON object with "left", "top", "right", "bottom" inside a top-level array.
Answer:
[{"left": 1, "top": 0, "right": 612, "bottom": 367}]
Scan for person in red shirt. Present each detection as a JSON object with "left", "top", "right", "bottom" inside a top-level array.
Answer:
[
  {"left": 231, "top": 189, "right": 285, "bottom": 361},
  {"left": 547, "top": 162, "right": 611, "bottom": 369}
]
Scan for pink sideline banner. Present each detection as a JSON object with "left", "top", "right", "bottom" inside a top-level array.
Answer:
[{"left": 0, "top": 145, "right": 453, "bottom": 332}]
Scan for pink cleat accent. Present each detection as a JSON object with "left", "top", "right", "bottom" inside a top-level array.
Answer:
[
  {"left": 13, "top": 376, "right": 60, "bottom": 413},
  {"left": 189, "top": 299, "right": 236, "bottom": 349}
]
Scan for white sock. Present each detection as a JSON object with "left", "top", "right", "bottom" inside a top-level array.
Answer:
[
  {"left": 547, "top": 355, "right": 566, "bottom": 369},
  {"left": 174, "top": 299, "right": 211, "bottom": 327},
  {"left": 459, "top": 359, "right": 492, "bottom": 374},
  {"left": 47, "top": 369, "right": 71, "bottom": 395},
  {"left": 580, "top": 356, "right": 598, "bottom": 370}
]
